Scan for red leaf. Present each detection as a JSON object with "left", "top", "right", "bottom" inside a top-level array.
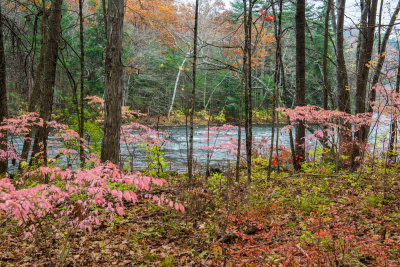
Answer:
[{"left": 265, "top": 15, "right": 274, "bottom": 22}]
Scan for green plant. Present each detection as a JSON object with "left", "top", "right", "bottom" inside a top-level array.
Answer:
[
  {"left": 139, "top": 142, "right": 168, "bottom": 177},
  {"left": 364, "top": 194, "right": 383, "bottom": 207}
]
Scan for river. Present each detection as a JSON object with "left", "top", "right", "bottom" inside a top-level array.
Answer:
[{"left": 7, "top": 121, "right": 390, "bottom": 174}]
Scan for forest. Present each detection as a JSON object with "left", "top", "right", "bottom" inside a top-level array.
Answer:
[{"left": 0, "top": 0, "right": 400, "bottom": 265}]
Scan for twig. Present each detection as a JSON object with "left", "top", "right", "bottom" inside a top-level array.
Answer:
[{"left": 296, "top": 244, "right": 317, "bottom": 266}]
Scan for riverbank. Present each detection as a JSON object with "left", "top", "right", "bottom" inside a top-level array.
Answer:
[{"left": 135, "top": 109, "right": 286, "bottom": 126}]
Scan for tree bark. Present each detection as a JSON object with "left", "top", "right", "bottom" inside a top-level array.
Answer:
[
  {"left": 31, "top": 0, "right": 64, "bottom": 174},
  {"left": 79, "top": 0, "right": 85, "bottom": 166},
  {"left": 336, "top": 0, "right": 353, "bottom": 156},
  {"left": 0, "top": 2, "right": 8, "bottom": 174},
  {"left": 355, "top": 0, "right": 378, "bottom": 142},
  {"left": 336, "top": 0, "right": 351, "bottom": 114},
  {"left": 101, "top": 0, "right": 125, "bottom": 165},
  {"left": 280, "top": 46, "right": 296, "bottom": 169},
  {"left": 243, "top": 0, "right": 253, "bottom": 183},
  {"left": 188, "top": 0, "right": 199, "bottom": 182},
  {"left": 268, "top": 1, "right": 280, "bottom": 178},
  {"left": 20, "top": 11, "right": 48, "bottom": 167},
  {"left": 295, "top": 0, "right": 306, "bottom": 170},
  {"left": 388, "top": 45, "right": 400, "bottom": 160},
  {"left": 323, "top": 0, "right": 332, "bottom": 110},
  {"left": 168, "top": 52, "right": 190, "bottom": 118},
  {"left": 243, "top": 0, "right": 249, "bottom": 181},
  {"left": 235, "top": 77, "right": 243, "bottom": 182}
]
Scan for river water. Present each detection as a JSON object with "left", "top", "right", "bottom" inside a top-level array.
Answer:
[
  {"left": 8, "top": 121, "right": 390, "bottom": 174},
  {"left": 133, "top": 125, "right": 288, "bottom": 173},
  {"left": 7, "top": 125, "right": 287, "bottom": 174}
]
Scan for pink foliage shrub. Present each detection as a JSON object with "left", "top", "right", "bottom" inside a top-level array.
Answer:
[
  {"left": 278, "top": 105, "right": 372, "bottom": 151},
  {"left": 0, "top": 113, "right": 42, "bottom": 161},
  {"left": 0, "top": 112, "right": 184, "bottom": 242},
  {"left": 197, "top": 124, "right": 238, "bottom": 154},
  {"left": 120, "top": 123, "right": 170, "bottom": 171},
  {"left": 0, "top": 162, "right": 184, "bottom": 239}
]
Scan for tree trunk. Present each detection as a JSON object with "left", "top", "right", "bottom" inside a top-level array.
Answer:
[
  {"left": 336, "top": 0, "right": 353, "bottom": 156},
  {"left": 336, "top": 0, "right": 351, "bottom": 114},
  {"left": 242, "top": 0, "right": 249, "bottom": 182},
  {"left": 247, "top": 1, "right": 253, "bottom": 184},
  {"left": 280, "top": 45, "right": 296, "bottom": 169},
  {"left": 388, "top": 47, "right": 400, "bottom": 161},
  {"left": 188, "top": 0, "right": 199, "bottom": 182},
  {"left": 243, "top": 0, "right": 253, "bottom": 183},
  {"left": 351, "top": 0, "right": 378, "bottom": 168},
  {"left": 323, "top": 0, "right": 332, "bottom": 110},
  {"left": 79, "top": 0, "right": 85, "bottom": 166},
  {"left": 0, "top": 2, "right": 8, "bottom": 174},
  {"left": 101, "top": 0, "right": 125, "bottom": 165},
  {"left": 168, "top": 52, "right": 190, "bottom": 118},
  {"left": 355, "top": 0, "right": 378, "bottom": 142},
  {"left": 31, "top": 0, "right": 64, "bottom": 175},
  {"left": 295, "top": 0, "right": 306, "bottom": 169},
  {"left": 268, "top": 1, "right": 280, "bottom": 178},
  {"left": 235, "top": 77, "right": 243, "bottom": 182},
  {"left": 20, "top": 11, "right": 48, "bottom": 167}
]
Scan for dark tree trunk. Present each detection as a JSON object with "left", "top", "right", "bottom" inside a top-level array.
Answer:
[
  {"left": 247, "top": 1, "right": 253, "bottom": 184},
  {"left": 280, "top": 47, "right": 296, "bottom": 169},
  {"left": 336, "top": 0, "right": 353, "bottom": 157},
  {"left": 295, "top": 0, "right": 306, "bottom": 170},
  {"left": 268, "top": 1, "right": 280, "bottom": 178},
  {"left": 243, "top": 0, "right": 253, "bottom": 183},
  {"left": 355, "top": 0, "right": 369, "bottom": 75},
  {"left": 20, "top": 10, "right": 48, "bottom": 167},
  {"left": 351, "top": 0, "right": 378, "bottom": 168},
  {"left": 100, "top": 0, "right": 125, "bottom": 165},
  {"left": 323, "top": 0, "right": 332, "bottom": 110},
  {"left": 31, "top": 0, "right": 64, "bottom": 175},
  {"left": 243, "top": 0, "right": 249, "bottom": 182},
  {"left": 188, "top": 0, "right": 199, "bottom": 182},
  {"left": 355, "top": 0, "right": 378, "bottom": 142},
  {"left": 388, "top": 48, "right": 400, "bottom": 160},
  {"left": 0, "top": 2, "right": 8, "bottom": 174},
  {"left": 277, "top": 0, "right": 296, "bottom": 168},
  {"left": 336, "top": 0, "right": 351, "bottom": 114},
  {"left": 79, "top": 0, "right": 85, "bottom": 166},
  {"left": 235, "top": 78, "right": 243, "bottom": 182}
]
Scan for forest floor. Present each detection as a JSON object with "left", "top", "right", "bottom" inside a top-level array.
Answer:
[{"left": 1, "top": 164, "right": 400, "bottom": 266}]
